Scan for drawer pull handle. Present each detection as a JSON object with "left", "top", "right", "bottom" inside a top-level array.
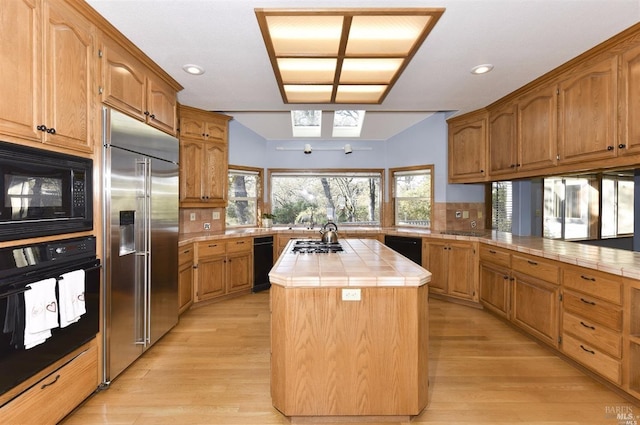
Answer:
[
  {"left": 527, "top": 260, "right": 538, "bottom": 265},
  {"left": 580, "top": 298, "right": 596, "bottom": 306},
  {"left": 579, "top": 344, "right": 595, "bottom": 355},
  {"left": 489, "top": 250, "right": 497, "bottom": 254},
  {"left": 41, "top": 374, "right": 61, "bottom": 389},
  {"left": 182, "top": 249, "right": 191, "bottom": 254},
  {"left": 580, "top": 321, "right": 595, "bottom": 330},
  {"left": 503, "top": 275, "right": 509, "bottom": 279},
  {"left": 580, "top": 275, "right": 596, "bottom": 281},
  {"left": 208, "top": 244, "right": 218, "bottom": 248}
]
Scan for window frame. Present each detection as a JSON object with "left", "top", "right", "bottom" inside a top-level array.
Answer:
[
  {"left": 226, "top": 165, "right": 263, "bottom": 228},
  {"left": 390, "top": 164, "right": 434, "bottom": 228},
  {"left": 267, "top": 168, "right": 384, "bottom": 227}
]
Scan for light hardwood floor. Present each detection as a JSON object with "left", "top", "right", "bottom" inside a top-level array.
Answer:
[{"left": 62, "top": 292, "right": 637, "bottom": 425}]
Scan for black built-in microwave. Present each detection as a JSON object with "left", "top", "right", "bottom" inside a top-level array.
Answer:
[{"left": 0, "top": 141, "right": 92, "bottom": 241}]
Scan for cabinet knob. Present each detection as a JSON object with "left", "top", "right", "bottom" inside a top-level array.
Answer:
[
  {"left": 510, "top": 164, "right": 516, "bottom": 168},
  {"left": 607, "top": 145, "right": 614, "bottom": 151},
  {"left": 37, "top": 124, "right": 47, "bottom": 132},
  {"left": 150, "top": 114, "right": 156, "bottom": 119},
  {"left": 46, "top": 127, "right": 56, "bottom": 134},
  {"left": 144, "top": 111, "right": 150, "bottom": 116},
  {"left": 619, "top": 144, "right": 626, "bottom": 149},
  {"left": 480, "top": 169, "right": 484, "bottom": 173}
]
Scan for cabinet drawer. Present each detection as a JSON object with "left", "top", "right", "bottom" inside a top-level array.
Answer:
[
  {"left": 562, "top": 311, "right": 621, "bottom": 358},
  {"left": 563, "top": 267, "right": 622, "bottom": 305},
  {"left": 226, "top": 237, "right": 252, "bottom": 254},
  {"left": 563, "top": 291, "right": 622, "bottom": 331},
  {"left": 512, "top": 254, "right": 559, "bottom": 284},
  {"left": 179, "top": 244, "right": 194, "bottom": 266},
  {"left": 198, "top": 241, "right": 225, "bottom": 257},
  {"left": 561, "top": 332, "right": 621, "bottom": 385},
  {"left": 0, "top": 341, "right": 98, "bottom": 425},
  {"left": 479, "top": 245, "right": 511, "bottom": 268}
]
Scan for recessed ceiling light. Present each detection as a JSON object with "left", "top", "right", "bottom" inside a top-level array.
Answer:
[
  {"left": 183, "top": 64, "right": 205, "bottom": 75},
  {"left": 470, "top": 64, "right": 494, "bottom": 75}
]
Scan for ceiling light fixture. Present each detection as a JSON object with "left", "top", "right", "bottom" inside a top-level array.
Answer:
[
  {"left": 470, "top": 64, "right": 494, "bottom": 75},
  {"left": 182, "top": 64, "right": 205, "bottom": 75},
  {"left": 255, "top": 8, "right": 444, "bottom": 104}
]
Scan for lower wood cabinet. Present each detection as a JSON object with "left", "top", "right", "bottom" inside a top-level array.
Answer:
[
  {"left": 424, "top": 238, "right": 478, "bottom": 303},
  {"left": 0, "top": 339, "right": 98, "bottom": 425},
  {"left": 195, "top": 238, "right": 252, "bottom": 303},
  {"left": 178, "top": 243, "right": 194, "bottom": 314},
  {"left": 511, "top": 272, "right": 560, "bottom": 348},
  {"left": 479, "top": 262, "right": 511, "bottom": 319}
]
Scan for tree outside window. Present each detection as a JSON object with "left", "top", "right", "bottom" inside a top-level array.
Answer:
[
  {"left": 391, "top": 166, "right": 433, "bottom": 227},
  {"left": 226, "top": 167, "right": 261, "bottom": 227}
]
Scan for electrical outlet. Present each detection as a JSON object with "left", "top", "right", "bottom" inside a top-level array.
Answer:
[
  {"left": 212, "top": 211, "right": 220, "bottom": 220},
  {"left": 203, "top": 222, "right": 211, "bottom": 230},
  {"left": 455, "top": 211, "right": 462, "bottom": 219},
  {"left": 189, "top": 212, "right": 196, "bottom": 221},
  {"left": 342, "top": 288, "right": 361, "bottom": 301},
  {"left": 462, "top": 210, "right": 469, "bottom": 219}
]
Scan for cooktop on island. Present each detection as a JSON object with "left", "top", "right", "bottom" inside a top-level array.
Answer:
[{"left": 291, "top": 240, "right": 344, "bottom": 254}]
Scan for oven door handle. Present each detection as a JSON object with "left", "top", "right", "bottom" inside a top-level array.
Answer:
[{"left": 0, "top": 286, "right": 31, "bottom": 299}]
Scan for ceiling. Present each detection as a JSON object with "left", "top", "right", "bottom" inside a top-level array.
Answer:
[{"left": 86, "top": 0, "right": 640, "bottom": 141}]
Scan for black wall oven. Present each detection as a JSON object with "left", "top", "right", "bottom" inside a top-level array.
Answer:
[
  {"left": 0, "top": 141, "right": 93, "bottom": 242},
  {"left": 0, "top": 236, "right": 100, "bottom": 402}
]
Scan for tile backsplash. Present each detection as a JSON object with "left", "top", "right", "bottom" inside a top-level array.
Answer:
[
  {"left": 432, "top": 202, "right": 485, "bottom": 231},
  {"left": 180, "top": 208, "right": 225, "bottom": 233}
]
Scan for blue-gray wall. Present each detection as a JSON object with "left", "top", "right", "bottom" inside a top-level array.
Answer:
[{"left": 228, "top": 112, "right": 484, "bottom": 204}]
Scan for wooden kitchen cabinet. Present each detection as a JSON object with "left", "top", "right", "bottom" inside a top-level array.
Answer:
[
  {"left": 447, "top": 110, "right": 488, "bottom": 183},
  {"left": 511, "top": 254, "right": 560, "bottom": 347},
  {"left": 619, "top": 42, "right": 640, "bottom": 157},
  {"left": 557, "top": 55, "right": 618, "bottom": 164},
  {"left": 424, "top": 239, "right": 478, "bottom": 303},
  {"left": 0, "top": 339, "right": 98, "bottom": 425},
  {"left": 178, "top": 243, "right": 194, "bottom": 314},
  {"left": 178, "top": 106, "right": 232, "bottom": 208},
  {"left": 100, "top": 35, "right": 179, "bottom": 136},
  {"left": 516, "top": 83, "right": 558, "bottom": 172},
  {"left": 488, "top": 101, "right": 517, "bottom": 177},
  {"left": 0, "top": 0, "right": 96, "bottom": 153},
  {"left": 195, "top": 238, "right": 252, "bottom": 303},
  {"left": 479, "top": 244, "right": 512, "bottom": 319}
]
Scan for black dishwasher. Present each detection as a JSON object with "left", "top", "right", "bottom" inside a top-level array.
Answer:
[
  {"left": 253, "top": 236, "right": 274, "bottom": 292},
  {"left": 384, "top": 235, "right": 422, "bottom": 265}
]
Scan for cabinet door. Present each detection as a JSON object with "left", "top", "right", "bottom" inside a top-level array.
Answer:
[
  {"left": 204, "top": 140, "right": 228, "bottom": 204},
  {"left": 448, "top": 114, "right": 487, "bottom": 183},
  {"left": 196, "top": 256, "right": 225, "bottom": 301},
  {"left": 226, "top": 252, "right": 252, "bottom": 293},
  {"left": 488, "top": 102, "right": 517, "bottom": 176},
  {"left": 178, "top": 261, "right": 193, "bottom": 314},
  {"left": 511, "top": 273, "right": 559, "bottom": 347},
  {"left": 619, "top": 42, "right": 640, "bottom": 156},
  {"left": 517, "top": 84, "right": 558, "bottom": 171},
  {"left": 0, "top": 0, "right": 41, "bottom": 142},
  {"left": 101, "top": 37, "right": 146, "bottom": 121},
  {"left": 205, "top": 119, "right": 228, "bottom": 142},
  {"left": 179, "top": 138, "right": 205, "bottom": 203},
  {"left": 480, "top": 263, "right": 510, "bottom": 319},
  {"left": 447, "top": 243, "right": 476, "bottom": 300},
  {"left": 180, "top": 116, "right": 208, "bottom": 140},
  {"left": 43, "top": 0, "right": 94, "bottom": 153},
  {"left": 558, "top": 56, "right": 618, "bottom": 164},
  {"left": 146, "top": 76, "right": 177, "bottom": 135},
  {"left": 426, "top": 241, "right": 448, "bottom": 294}
]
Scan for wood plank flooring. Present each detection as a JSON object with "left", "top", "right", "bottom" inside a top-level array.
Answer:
[{"left": 62, "top": 292, "right": 638, "bottom": 425}]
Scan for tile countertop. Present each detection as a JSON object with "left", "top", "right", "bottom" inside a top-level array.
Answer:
[
  {"left": 179, "top": 227, "right": 640, "bottom": 280},
  {"left": 268, "top": 238, "right": 432, "bottom": 288}
]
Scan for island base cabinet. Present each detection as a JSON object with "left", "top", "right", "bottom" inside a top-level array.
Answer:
[{"left": 270, "top": 284, "right": 429, "bottom": 419}]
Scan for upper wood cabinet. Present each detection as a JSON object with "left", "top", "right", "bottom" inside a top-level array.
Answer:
[
  {"left": 0, "top": 0, "right": 96, "bottom": 153},
  {"left": 447, "top": 110, "right": 487, "bottom": 183},
  {"left": 619, "top": 42, "right": 640, "bottom": 157},
  {"left": 516, "top": 84, "right": 558, "bottom": 172},
  {"left": 100, "top": 35, "right": 178, "bottom": 136},
  {"left": 178, "top": 105, "right": 232, "bottom": 208},
  {"left": 557, "top": 55, "right": 618, "bottom": 164},
  {"left": 488, "top": 101, "right": 517, "bottom": 177}
]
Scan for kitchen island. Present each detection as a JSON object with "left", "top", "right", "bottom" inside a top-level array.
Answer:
[{"left": 269, "top": 238, "right": 431, "bottom": 423}]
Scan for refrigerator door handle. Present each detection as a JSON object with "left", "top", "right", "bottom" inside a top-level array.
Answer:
[{"left": 134, "top": 158, "right": 152, "bottom": 347}]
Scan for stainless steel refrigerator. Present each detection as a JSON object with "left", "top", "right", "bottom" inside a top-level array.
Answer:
[{"left": 102, "top": 108, "right": 179, "bottom": 384}]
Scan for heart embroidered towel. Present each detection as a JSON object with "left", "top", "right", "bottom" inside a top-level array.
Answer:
[
  {"left": 24, "top": 278, "right": 58, "bottom": 349},
  {"left": 58, "top": 269, "right": 86, "bottom": 328}
]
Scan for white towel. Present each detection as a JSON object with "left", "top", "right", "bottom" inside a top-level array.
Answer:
[
  {"left": 58, "top": 269, "right": 86, "bottom": 328},
  {"left": 23, "top": 278, "right": 59, "bottom": 349}
]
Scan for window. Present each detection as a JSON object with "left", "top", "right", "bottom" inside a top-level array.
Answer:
[
  {"left": 226, "top": 167, "right": 262, "bottom": 227},
  {"left": 269, "top": 170, "right": 382, "bottom": 226},
  {"left": 543, "top": 173, "right": 633, "bottom": 240},
  {"left": 391, "top": 166, "right": 433, "bottom": 227},
  {"left": 491, "top": 181, "right": 512, "bottom": 232}
]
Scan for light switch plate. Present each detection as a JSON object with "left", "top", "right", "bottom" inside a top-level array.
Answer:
[
  {"left": 189, "top": 212, "right": 196, "bottom": 221},
  {"left": 212, "top": 211, "right": 221, "bottom": 220}
]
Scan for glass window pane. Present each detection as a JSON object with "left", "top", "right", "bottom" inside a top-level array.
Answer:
[
  {"left": 618, "top": 179, "right": 634, "bottom": 235},
  {"left": 543, "top": 178, "right": 563, "bottom": 239},
  {"left": 601, "top": 178, "right": 616, "bottom": 238},
  {"left": 395, "top": 199, "right": 431, "bottom": 226},
  {"left": 491, "top": 181, "right": 512, "bottom": 232},
  {"left": 226, "top": 200, "right": 257, "bottom": 226}
]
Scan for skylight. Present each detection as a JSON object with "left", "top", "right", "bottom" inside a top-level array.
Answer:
[
  {"left": 332, "top": 110, "right": 365, "bottom": 137},
  {"left": 291, "top": 110, "right": 321, "bottom": 137}
]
